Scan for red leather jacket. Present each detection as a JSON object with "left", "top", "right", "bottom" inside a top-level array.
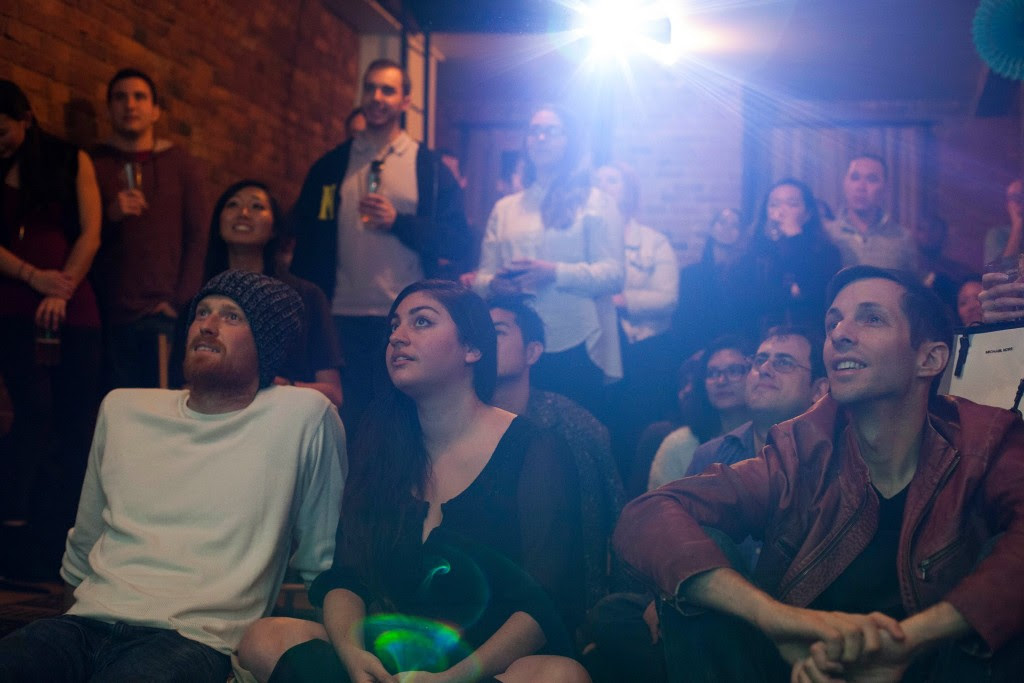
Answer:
[{"left": 614, "top": 395, "right": 1024, "bottom": 651}]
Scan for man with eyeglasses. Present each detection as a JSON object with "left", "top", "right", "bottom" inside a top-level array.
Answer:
[
  {"left": 615, "top": 266, "right": 1024, "bottom": 681},
  {"left": 685, "top": 326, "right": 829, "bottom": 479},
  {"left": 290, "top": 58, "right": 470, "bottom": 437},
  {"left": 632, "top": 327, "right": 829, "bottom": 657}
]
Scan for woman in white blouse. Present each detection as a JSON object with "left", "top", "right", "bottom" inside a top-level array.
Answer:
[
  {"left": 473, "top": 106, "right": 624, "bottom": 415},
  {"left": 594, "top": 162, "right": 679, "bottom": 467}
]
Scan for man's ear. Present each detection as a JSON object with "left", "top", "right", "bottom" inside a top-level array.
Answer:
[
  {"left": 465, "top": 346, "right": 482, "bottom": 364},
  {"left": 811, "top": 377, "right": 830, "bottom": 403},
  {"left": 917, "top": 341, "right": 949, "bottom": 380},
  {"left": 525, "top": 341, "right": 544, "bottom": 366}
]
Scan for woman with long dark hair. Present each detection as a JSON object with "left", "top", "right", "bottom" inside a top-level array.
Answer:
[
  {"left": 647, "top": 335, "right": 752, "bottom": 490},
  {"left": 672, "top": 207, "right": 756, "bottom": 359},
  {"left": 0, "top": 80, "right": 102, "bottom": 537},
  {"left": 238, "top": 280, "right": 588, "bottom": 683},
  {"left": 200, "top": 179, "right": 342, "bottom": 405},
  {"left": 472, "top": 105, "right": 623, "bottom": 417},
  {"left": 745, "top": 178, "right": 842, "bottom": 331}
]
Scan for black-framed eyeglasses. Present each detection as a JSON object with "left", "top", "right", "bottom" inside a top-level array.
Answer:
[
  {"left": 705, "top": 363, "right": 750, "bottom": 382},
  {"left": 751, "top": 353, "right": 810, "bottom": 374}
]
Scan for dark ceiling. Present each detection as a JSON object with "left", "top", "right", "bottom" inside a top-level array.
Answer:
[
  {"left": 410, "top": 0, "right": 989, "bottom": 104},
  {"left": 403, "top": 0, "right": 579, "bottom": 33}
]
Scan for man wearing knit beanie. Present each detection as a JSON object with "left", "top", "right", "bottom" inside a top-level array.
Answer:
[
  {"left": 185, "top": 269, "right": 304, "bottom": 397},
  {"left": 0, "top": 270, "right": 347, "bottom": 681}
]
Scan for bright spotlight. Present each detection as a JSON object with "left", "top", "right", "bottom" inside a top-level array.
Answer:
[{"left": 573, "top": 0, "right": 683, "bottom": 66}]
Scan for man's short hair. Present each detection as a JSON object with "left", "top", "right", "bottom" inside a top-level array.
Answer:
[
  {"left": 107, "top": 68, "right": 158, "bottom": 105},
  {"left": 763, "top": 325, "right": 826, "bottom": 381},
  {"left": 826, "top": 265, "right": 953, "bottom": 351},
  {"left": 848, "top": 153, "right": 888, "bottom": 179},
  {"left": 487, "top": 294, "right": 545, "bottom": 347},
  {"left": 364, "top": 58, "right": 411, "bottom": 96}
]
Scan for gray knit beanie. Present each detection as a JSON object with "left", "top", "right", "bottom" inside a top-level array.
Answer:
[{"left": 187, "top": 270, "right": 304, "bottom": 387}]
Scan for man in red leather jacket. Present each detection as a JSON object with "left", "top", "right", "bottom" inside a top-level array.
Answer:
[{"left": 614, "top": 265, "right": 1024, "bottom": 681}]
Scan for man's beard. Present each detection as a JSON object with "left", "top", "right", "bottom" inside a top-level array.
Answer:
[{"left": 183, "top": 354, "right": 253, "bottom": 394}]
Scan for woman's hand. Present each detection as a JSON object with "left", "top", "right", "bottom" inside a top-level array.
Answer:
[
  {"left": 28, "top": 268, "right": 75, "bottom": 299},
  {"left": 506, "top": 259, "right": 557, "bottom": 292},
  {"left": 489, "top": 272, "right": 522, "bottom": 296},
  {"left": 35, "top": 296, "right": 67, "bottom": 331},
  {"left": 391, "top": 672, "right": 448, "bottom": 683},
  {"left": 337, "top": 644, "right": 392, "bottom": 683}
]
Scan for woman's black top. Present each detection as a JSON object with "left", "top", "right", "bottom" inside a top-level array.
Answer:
[{"left": 310, "top": 417, "right": 584, "bottom": 655}]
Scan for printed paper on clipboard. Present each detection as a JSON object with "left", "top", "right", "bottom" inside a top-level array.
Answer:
[{"left": 944, "top": 321, "right": 1024, "bottom": 412}]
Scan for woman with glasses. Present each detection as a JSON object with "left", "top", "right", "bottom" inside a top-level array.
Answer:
[
  {"left": 647, "top": 336, "right": 752, "bottom": 490},
  {"left": 471, "top": 105, "right": 624, "bottom": 417}
]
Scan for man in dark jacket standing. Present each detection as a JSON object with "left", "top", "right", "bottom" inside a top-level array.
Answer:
[
  {"left": 615, "top": 265, "right": 1024, "bottom": 681},
  {"left": 290, "top": 58, "right": 469, "bottom": 433}
]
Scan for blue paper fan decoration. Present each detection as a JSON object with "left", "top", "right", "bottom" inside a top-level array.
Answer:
[{"left": 974, "top": 0, "right": 1024, "bottom": 80}]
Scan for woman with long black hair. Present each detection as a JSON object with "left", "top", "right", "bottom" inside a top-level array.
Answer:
[
  {"left": 745, "top": 178, "right": 842, "bottom": 331},
  {"left": 239, "top": 281, "right": 588, "bottom": 683},
  {"left": 200, "top": 179, "right": 342, "bottom": 406},
  {"left": 0, "top": 79, "right": 102, "bottom": 541}
]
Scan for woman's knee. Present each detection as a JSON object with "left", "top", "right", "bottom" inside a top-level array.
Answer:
[
  {"left": 499, "top": 655, "right": 591, "bottom": 683},
  {"left": 237, "top": 617, "right": 327, "bottom": 682}
]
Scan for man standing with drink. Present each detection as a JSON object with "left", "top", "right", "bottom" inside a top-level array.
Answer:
[
  {"left": 91, "top": 68, "right": 208, "bottom": 389},
  {"left": 290, "top": 58, "right": 470, "bottom": 435}
]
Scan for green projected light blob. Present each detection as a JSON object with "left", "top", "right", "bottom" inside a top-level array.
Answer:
[{"left": 365, "top": 613, "right": 474, "bottom": 675}]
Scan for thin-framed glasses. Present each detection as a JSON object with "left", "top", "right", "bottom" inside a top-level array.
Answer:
[
  {"left": 705, "top": 363, "right": 750, "bottom": 382},
  {"left": 751, "top": 353, "right": 810, "bottom": 374},
  {"left": 527, "top": 124, "right": 566, "bottom": 139}
]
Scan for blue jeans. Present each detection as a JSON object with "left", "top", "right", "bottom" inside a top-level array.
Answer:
[{"left": 0, "top": 615, "right": 230, "bottom": 682}]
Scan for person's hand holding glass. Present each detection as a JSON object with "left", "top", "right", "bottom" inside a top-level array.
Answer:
[
  {"left": 108, "top": 161, "right": 147, "bottom": 221},
  {"left": 979, "top": 254, "right": 1024, "bottom": 323}
]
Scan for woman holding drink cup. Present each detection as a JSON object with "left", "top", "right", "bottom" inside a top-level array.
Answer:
[
  {"left": 743, "top": 178, "right": 841, "bottom": 331},
  {"left": 0, "top": 80, "right": 102, "bottom": 536}
]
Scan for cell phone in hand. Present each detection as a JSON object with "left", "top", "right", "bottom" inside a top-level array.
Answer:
[{"left": 499, "top": 268, "right": 530, "bottom": 279}]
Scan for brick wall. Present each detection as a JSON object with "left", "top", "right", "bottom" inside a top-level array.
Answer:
[
  {"left": 1, "top": 0, "right": 360, "bottom": 209},
  {"left": 609, "top": 73, "right": 744, "bottom": 267},
  {"left": 934, "top": 116, "right": 1023, "bottom": 270}
]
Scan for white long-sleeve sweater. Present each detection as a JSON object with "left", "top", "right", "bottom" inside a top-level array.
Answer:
[{"left": 61, "top": 385, "right": 346, "bottom": 653}]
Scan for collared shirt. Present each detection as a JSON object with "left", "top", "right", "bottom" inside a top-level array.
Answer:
[
  {"left": 333, "top": 131, "right": 421, "bottom": 316},
  {"left": 685, "top": 421, "right": 755, "bottom": 477},
  {"left": 825, "top": 210, "right": 917, "bottom": 272}
]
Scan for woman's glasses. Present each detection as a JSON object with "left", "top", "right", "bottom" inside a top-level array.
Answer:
[
  {"left": 527, "top": 125, "right": 566, "bottom": 139},
  {"left": 705, "top": 363, "right": 750, "bottom": 382}
]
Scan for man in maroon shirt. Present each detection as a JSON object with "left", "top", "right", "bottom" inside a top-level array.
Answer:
[{"left": 91, "top": 68, "right": 207, "bottom": 389}]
